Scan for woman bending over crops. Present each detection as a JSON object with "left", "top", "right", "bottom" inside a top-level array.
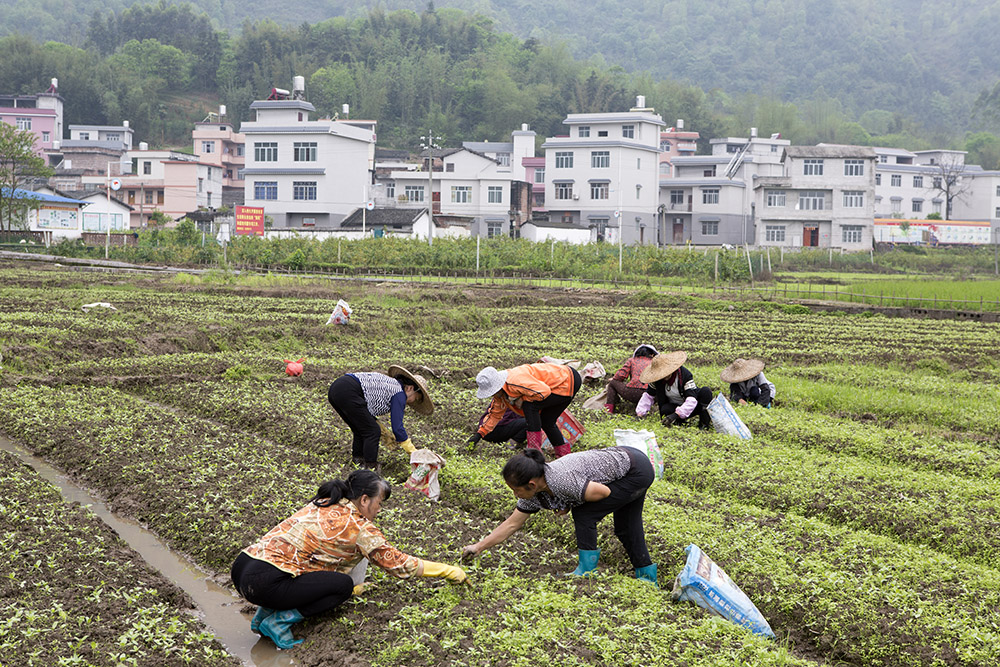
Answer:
[
  {"left": 231, "top": 470, "right": 468, "bottom": 649},
  {"left": 461, "top": 447, "right": 658, "bottom": 586},
  {"left": 468, "top": 362, "right": 582, "bottom": 458}
]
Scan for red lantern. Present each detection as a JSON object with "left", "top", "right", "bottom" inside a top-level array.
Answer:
[{"left": 284, "top": 358, "right": 305, "bottom": 376}]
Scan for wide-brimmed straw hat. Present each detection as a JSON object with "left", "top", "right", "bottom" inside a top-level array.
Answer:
[
  {"left": 638, "top": 351, "right": 687, "bottom": 384},
  {"left": 475, "top": 366, "right": 509, "bottom": 399},
  {"left": 387, "top": 365, "right": 434, "bottom": 415},
  {"left": 720, "top": 358, "right": 765, "bottom": 384}
]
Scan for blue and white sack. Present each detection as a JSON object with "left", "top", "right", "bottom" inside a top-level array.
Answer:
[
  {"left": 613, "top": 429, "right": 664, "bottom": 480},
  {"left": 706, "top": 393, "right": 752, "bottom": 440},
  {"left": 671, "top": 544, "right": 775, "bottom": 638}
]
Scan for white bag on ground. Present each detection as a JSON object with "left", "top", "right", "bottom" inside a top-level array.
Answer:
[
  {"left": 349, "top": 558, "right": 369, "bottom": 586},
  {"left": 404, "top": 449, "right": 445, "bottom": 501},
  {"left": 582, "top": 388, "right": 609, "bottom": 410},
  {"left": 671, "top": 544, "right": 775, "bottom": 639},
  {"left": 706, "top": 393, "right": 753, "bottom": 440},
  {"left": 580, "top": 361, "right": 606, "bottom": 380},
  {"left": 613, "top": 429, "right": 664, "bottom": 480},
  {"left": 326, "top": 299, "right": 352, "bottom": 325}
]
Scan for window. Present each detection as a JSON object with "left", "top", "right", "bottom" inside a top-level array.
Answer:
[
  {"left": 636, "top": 158, "right": 641, "bottom": 169},
  {"left": 488, "top": 186, "right": 503, "bottom": 204},
  {"left": 635, "top": 185, "right": 642, "bottom": 200},
  {"left": 996, "top": 185, "right": 1000, "bottom": 197},
  {"left": 597, "top": 130, "right": 608, "bottom": 137},
  {"left": 41, "top": 131, "right": 49, "bottom": 143},
  {"left": 555, "top": 152, "right": 574, "bottom": 168},
  {"left": 843, "top": 191, "right": 864, "bottom": 208},
  {"left": 701, "top": 221, "right": 719, "bottom": 236},
  {"left": 302, "top": 217, "right": 316, "bottom": 227},
  {"left": 803, "top": 159, "right": 824, "bottom": 176},
  {"left": 912, "top": 199, "right": 923, "bottom": 213},
  {"left": 293, "top": 181, "right": 317, "bottom": 200},
  {"left": 451, "top": 186, "right": 471, "bottom": 203},
  {"left": 445, "top": 163, "right": 455, "bottom": 172},
  {"left": 498, "top": 153, "right": 510, "bottom": 167},
  {"left": 660, "top": 140, "right": 672, "bottom": 151},
  {"left": 933, "top": 201, "right": 942, "bottom": 214},
  {"left": 202, "top": 141, "right": 215, "bottom": 154},
  {"left": 143, "top": 161, "right": 151, "bottom": 175},
  {"left": 891, "top": 199, "right": 901, "bottom": 213},
  {"left": 253, "top": 181, "right": 278, "bottom": 200},
  {"left": 254, "top": 142, "right": 278, "bottom": 162},
  {"left": 913, "top": 175, "right": 923, "bottom": 187},
  {"left": 533, "top": 192, "right": 544, "bottom": 207},
  {"left": 670, "top": 190, "right": 684, "bottom": 205},
  {"left": 534, "top": 167, "right": 545, "bottom": 183},
  {"left": 995, "top": 206, "right": 1000, "bottom": 218},
  {"left": 404, "top": 185, "right": 424, "bottom": 202},
  {"left": 237, "top": 168, "right": 245, "bottom": 180},
  {"left": 933, "top": 177, "right": 941, "bottom": 188},
  {"left": 879, "top": 155, "right": 888, "bottom": 163},
  {"left": 891, "top": 174, "right": 901, "bottom": 187},
  {"left": 554, "top": 183, "right": 573, "bottom": 200},
  {"left": 144, "top": 191, "right": 154, "bottom": 205},
  {"left": 592, "top": 218, "right": 609, "bottom": 239},
  {"left": 875, "top": 173, "right": 882, "bottom": 186},
  {"left": 798, "top": 191, "right": 826, "bottom": 210},
  {"left": 702, "top": 188, "right": 719, "bottom": 204},
  {"left": 79, "top": 131, "right": 90, "bottom": 140},
  {"left": 157, "top": 190, "right": 164, "bottom": 204},
  {"left": 726, "top": 143, "right": 743, "bottom": 153},
  {"left": 842, "top": 225, "right": 863, "bottom": 243},
  {"left": 579, "top": 126, "right": 590, "bottom": 138},
  {"left": 844, "top": 159, "right": 864, "bottom": 176},
  {"left": 293, "top": 142, "right": 317, "bottom": 162},
  {"left": 236, "top": 145, "right": 245, "bottom": 157},
  {"left": 590, "top": 182, "right": 609, "bottom": 199},
  {"left": 107, "top": 132, "right": 121, "bottom": 142},
  {"left": 591, "top": 151, "right": 610, "bottom": 168},
  {"left": 766, "top": 190, "right": 786, "bottom": 207},
  {"left": 487, "top": 220, "right": 503, "bottom": 238},
  {"left": 703, "top": 166, "right": 716, "bottom": 177},
  {"left": 198, "top": 178, "right": 203, "bottom": 193},
  {"left": 765, "top": 225, "right": 786, "bottom": 242},
  {"left": 622, "top": 125, "right": 635, "bottom": 139},
  {"left": 16, "top": 117, "right": 31, "bottom": 130}
]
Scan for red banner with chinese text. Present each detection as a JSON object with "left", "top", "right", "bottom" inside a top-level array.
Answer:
[{"left": 234, "top": 206, "right": 264, "bottom": 236}]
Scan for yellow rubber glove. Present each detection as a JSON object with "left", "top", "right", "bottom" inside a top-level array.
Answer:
[
  {"left": 420, "top": 559, "right": 469, "bottom": 584},
  {"left": 352, "top": 583, "right": 368, "bottom": 596},
  {"left": 398, "top": 438, "right": 416, "bottom": 454}
]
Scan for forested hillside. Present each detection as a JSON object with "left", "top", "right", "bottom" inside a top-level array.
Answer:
[{"left": 2, "top": 1, "right": 1000, "bottom": 166}]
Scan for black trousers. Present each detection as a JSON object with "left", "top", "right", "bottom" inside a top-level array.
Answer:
[
  {"left": 522, "top": 368, "right": 582, "bottom": 449},
  {"left": 660, "top": 386, "right": 713, "bottom": 428},
  {"left": 231, "top": 552, "right": 353, "bottom": 617},
  {"left": 571, "top": 447, "right": 654, "bottom": 568},
  {"left": 328, "top": 375, "right": 380, "bottom": 463},
  {"left": 484, "top": 417, "right": 527, "bottom": 444}
]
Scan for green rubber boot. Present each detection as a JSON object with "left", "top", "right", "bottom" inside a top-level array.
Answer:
[
  {"left": 635, "top": 564, "right": 658, "bottom": 587},
  {"left": 569, "top": 549, "right": 600, "bottom": 576},
  {"left": 260, "top": 608, "right": 305, "bottom": 649},
  {"left": 250, "top": 606, "right": 275, "bottom": 634}
]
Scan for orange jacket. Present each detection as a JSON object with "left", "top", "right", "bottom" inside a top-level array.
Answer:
[{"left": 478, "top": 363, "right": 575, "bottom": 436}]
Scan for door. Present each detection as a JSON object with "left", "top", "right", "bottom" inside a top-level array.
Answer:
[
  {"left": 673, "top": 220, "right": 684, "bottom": 244},
  {"left": 804, "top": 226, "right": 819, "bottom": 247}
]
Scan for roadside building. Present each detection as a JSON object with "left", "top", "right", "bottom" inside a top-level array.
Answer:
[
  {"left": 11, "top": 188, "right": 89, "bottom": 241},
  {"left": 193, "top": 111, "right": 245, "bottom": 207},
  {"left": 0, "top": 79, "right": 64, "bottom": 160},
  {"left": 657, "top": 120, "right": 700, "bottom": 178}
]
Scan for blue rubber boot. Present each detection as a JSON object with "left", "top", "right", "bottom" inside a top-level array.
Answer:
[
  {"left": 635, "top": 564, "right": 658, "bottom": 587},
  {"left": 569, "top": 549, "right": 600, "bottom": 576},
  {"left": 260, "top": 609, "right": 305, "bottom": 649},
  {"left": 250, "top": 606, "right": 275, "bottom": 634}
]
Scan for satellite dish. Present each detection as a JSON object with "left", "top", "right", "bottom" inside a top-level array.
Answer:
[
  {"left": 613, "top": 210, "right": 621, "bottom": 218},
  {"left": 365, "top": 200, "right": 375, "bottom": 211},
  {"left": 110, "top": 178, "right": 122, "bottom": 191}
]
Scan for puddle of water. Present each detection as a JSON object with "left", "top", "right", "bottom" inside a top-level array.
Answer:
[{"left": 1, "top": 436, "right": 296, "bottom": 667}]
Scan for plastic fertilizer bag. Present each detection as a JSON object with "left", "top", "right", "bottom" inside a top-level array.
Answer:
[
  {"left": 326, "top": 299, "right": 352, "bottom": 325},
  {"left": 706, "top": 393, "right": 752, "bottom": 440},
  {"left": 404, "top": 449, "right": 445, "bottom": 501},
  {"left": 540, "top": 409, "right": 585, "bottom": 451},
  {"left": 671, "top": 544, "right": 775, "bottom": 639},
  {"left": 613, "top": 429, "right": 664, "bottom": 480}
]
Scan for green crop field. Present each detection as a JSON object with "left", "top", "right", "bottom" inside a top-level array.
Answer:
[{"left": 1, "top": 260, "right": 998, "bottom": 666}]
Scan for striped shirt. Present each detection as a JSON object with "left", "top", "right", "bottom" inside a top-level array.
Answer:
[
  {"left": 244, "top": 499, "right": 419, "bottom": 578},
  {"left": 516, "top": 447, "right": 631, "bottom": 514},
  {"left": 349, "top": 372, "right": 408, "bottom": 441}
]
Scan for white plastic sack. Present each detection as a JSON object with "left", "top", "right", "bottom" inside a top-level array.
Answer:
[
  {"left": 349, "top": 557, "right": 369, "bottom": 586},
  {"left": 404, "top": 449, "right": 445, "bottom": 501},
  {"left": 580, "top": 361, "right": 606, "bottom": 380},
  {"left": 81, "top": 302, "right": 116, "bottom": 311},
  {"left": 706, "top": 393, "right": 752, "bottom": 440},
  {"left": 613, "top": 428, "right": 664, "bottom": 479},
  {"left": 671, "top": 544, "right": 775, "bottom": 639},
  {"left": 326, "top": 299, "right": 352, "bottom": 325},
  {"left": 582, "top": 388, "right": 609, "bottom": 411}
]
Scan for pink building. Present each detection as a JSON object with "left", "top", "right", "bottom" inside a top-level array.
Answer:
[
  {"left": 193, "top": 115, "right": 245, "bottom": 206},
  {"left": 0, "top": 79, "right": 64, "bottom": 159},
  {"left": 658, "top": 120, "right": 700, "bottom": 177},
  {"left": 522, "top": 156, "right": 546, "bottom": 214}
]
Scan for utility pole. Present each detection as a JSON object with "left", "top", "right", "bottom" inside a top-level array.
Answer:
[{"left": 420, "top": 131, "right": 441, "bottom": 246}]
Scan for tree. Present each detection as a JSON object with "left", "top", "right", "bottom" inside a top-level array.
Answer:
[
  {"left": 927, "top": 157, "right": 974, "bottom": 221},
  {"left": 0, "top": 123, "right": 53, "bottom": 231}
]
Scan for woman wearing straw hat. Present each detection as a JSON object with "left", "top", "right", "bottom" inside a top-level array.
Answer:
[
  {"left": 721, "top": 358, "right": 775, "bottom": 407},
  {"left": 635, "top": 351, "right": 713, "bottom": 429},
  {"left": 469, "top": 362, "right": 582, "bottom": 458},
  {"left": 327, "top": 365, "right": 433, "bottom": 473},
  {"left": 603, "top": 343, "right": 658, "bottom": 414}
]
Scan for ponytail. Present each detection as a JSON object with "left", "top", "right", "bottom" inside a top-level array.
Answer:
[
  {"left": 312, "top": 469, "right": 391, "bottom": 507},
  {"left": 502, "top": 449, "right": 547, "bottom": 488}
]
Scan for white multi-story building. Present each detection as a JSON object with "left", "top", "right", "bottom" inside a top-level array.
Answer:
[
  {"left": 754, "top": 145, "right": 877, "bottom": 249},
  {"left": 662, "top": 134, "right": 789, "bottom": 245},
  {"left": 240, "top": 83, "right": 376, "bottom": 229},
  {"left": 542, "top": 100, "right": 664, "bottom": 244}
]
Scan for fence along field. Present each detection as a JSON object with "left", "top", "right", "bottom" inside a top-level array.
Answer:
[{"left": 1, "top": 262, "right": 998, "bottom": 666}]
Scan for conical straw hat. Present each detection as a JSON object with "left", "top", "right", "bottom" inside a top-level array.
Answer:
[
  {"left": 720, "top": 358, "right": 765, "bottom": 384},
  {"left": 387, "top": 365, "right": 434, "bottom": 415},
  {"left": 638, "top": 351, "right": 687, "bottom": 384}
]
